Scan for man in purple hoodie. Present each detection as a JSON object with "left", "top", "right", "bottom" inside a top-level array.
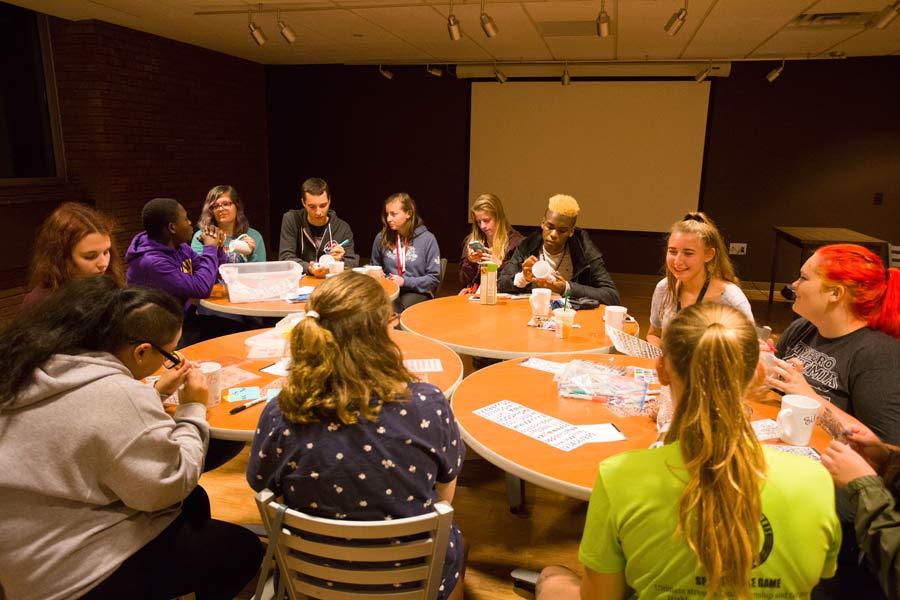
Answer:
[{"left": 126, "top": 198, "right": 244, "bottom": 348}]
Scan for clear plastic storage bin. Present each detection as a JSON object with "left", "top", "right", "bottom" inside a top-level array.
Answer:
[{"left": 218, "top": 261, "right": 303, "bottom": 303}]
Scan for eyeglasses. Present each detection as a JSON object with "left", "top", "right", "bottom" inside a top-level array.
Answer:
[
  {"left": 211, "top": 201, "right": 235, "bottom": 211},
  {"left": 149, "top": 343, "right": 183, "bottom": 369}
]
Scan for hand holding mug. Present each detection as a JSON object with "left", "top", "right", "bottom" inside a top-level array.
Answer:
[
  {"left": 521, "top": 256, "right": 539, "bottom": 283},
  {"left": 178, "top": 368, "right": 210, "bottom": 405}
]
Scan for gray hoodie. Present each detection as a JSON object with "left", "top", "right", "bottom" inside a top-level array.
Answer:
[{"left": 0, "top": 352, "right": 209, "bottom": 600}]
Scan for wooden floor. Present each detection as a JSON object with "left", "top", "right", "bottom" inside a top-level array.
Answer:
[{"left": 203, "top": 267, "right": 800, "bottom": 599}]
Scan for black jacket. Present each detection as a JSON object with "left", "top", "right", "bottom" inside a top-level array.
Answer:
[{"left": 497, "top": 229, "right": 620, "bottom": 304}]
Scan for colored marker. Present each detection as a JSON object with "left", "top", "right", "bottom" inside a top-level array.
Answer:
[
  {"left": 230, "top": 397, "right": 267, "bottom": 415},
  {"left": 339, "top": 239, "right": 350, "bottom": 247}
]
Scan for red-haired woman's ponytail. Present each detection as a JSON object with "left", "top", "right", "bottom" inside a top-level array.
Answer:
[{"left": 869, "top": 267, "right": 900, "bottom": 340}]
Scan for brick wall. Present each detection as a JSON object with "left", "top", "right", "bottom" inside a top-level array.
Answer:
[{"left": 0, "top": 15, "right": 269, "bottom": 322}]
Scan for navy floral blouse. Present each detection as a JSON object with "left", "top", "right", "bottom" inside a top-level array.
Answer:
[{"left": 247, "top": 381, "right": 465, "bottom": 599}]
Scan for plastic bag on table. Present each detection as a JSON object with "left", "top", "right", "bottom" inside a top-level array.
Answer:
[{"left": 556, "top": 359, "right": 649, "bottom": 406}]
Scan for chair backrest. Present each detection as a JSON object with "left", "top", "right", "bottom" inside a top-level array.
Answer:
[
  {"left": 254, "top": 489, "right": 454, "bottom": 600},
  {"left": 890, "top": 244, "right": 900, "bottom": 270},
  {"left": 439, "top": 257, "right": 448, "bottom": 286}
]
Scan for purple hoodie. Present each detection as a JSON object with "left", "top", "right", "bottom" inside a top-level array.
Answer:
[{"left": 125, "top": 232, "right": 226, "bottom": 312}]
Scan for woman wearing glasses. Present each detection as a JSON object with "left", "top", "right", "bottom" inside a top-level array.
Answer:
[
  {"left": 646, "top": 212, "right": 753, "bottom": 347},
  {"left": 191, "top": 185, "right": 266, "bottom": 263},
  {"left": 0, "top": 277, "right": 262, "bottom": 600},
  {"left": 247, "top": 272, "right": 466, "bottom": 599}
]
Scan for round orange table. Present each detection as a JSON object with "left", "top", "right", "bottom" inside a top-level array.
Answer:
[
  {"left": 452, "top": 353, "right": 831, "bottom": 502},
  {"left": 174, "top": 328, "right": 463, "bottom": 441},
  {"left": 399, "top": 295, "right": 640, "bottom": 359},
  {"left": 198, "top": 275, "right": 399, "bottom": 317}
]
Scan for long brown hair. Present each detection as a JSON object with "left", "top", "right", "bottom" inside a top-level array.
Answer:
[
  {"left": 662, "top": 303, "right": 766, "bottom": 599},
  {"left": 28, "top": 202, "right": 124, "bottom": 293},
  {"left": 662, "top": 212, "right": 739, "bottom": 310},
  {"left": 464, "top": 193, "right": 514, "bottom": 260},
  {"left": 196, "top": 185, "right": 249, "bottom": 237},
  {"left": 379, "top": 192, "right": 424, "bottom": 249},
  {"left": 279, "top": 272, "right": 412, "bottom": 425}
]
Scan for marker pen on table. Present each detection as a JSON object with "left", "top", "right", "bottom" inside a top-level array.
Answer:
[{"left": 229, "top": 397, "right": 266, "bottom": 415}]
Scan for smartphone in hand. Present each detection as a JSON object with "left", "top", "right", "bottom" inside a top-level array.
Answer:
[{"left": 468, "top": 240, "right": 486, "bottom": 253}]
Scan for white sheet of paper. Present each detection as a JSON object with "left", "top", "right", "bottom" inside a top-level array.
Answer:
[
  {"left": 751, "top": 418, "right": 780, "bottom": 441},
  {"left": 474, "top": 399, "right": 602, "bottom": 452},
  {"left": 261, "top": 358, "right": 291, "bottom": 376},
  {"left": 247, "top": 342, "right": 288, "bottom": 359},
  {"left": 403, "top": 358, "right": 443, "bottom": 372},
  {"left": 766, "top": 444, "right": 821, "bottom": 462},
  {"left": 519, "top": 358, "right": 567, "bottom": 375},
  {"left": 578, "top": 423, "right": 627, "bottom": 443}
]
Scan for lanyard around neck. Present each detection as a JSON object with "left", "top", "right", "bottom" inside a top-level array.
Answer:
[
  {"left": 676, "top": 277, "right": 711, "bottom": 312},
  {"left": 396, "top": 237, "right": 407, "bottom": 276}
]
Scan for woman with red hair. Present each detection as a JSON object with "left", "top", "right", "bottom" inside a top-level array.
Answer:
[
  {"left": 24, "top": 202, "right": 124, "bottom": 306},
  {"left": 769, "top": 243, "right": 900, "bottom": 599}
]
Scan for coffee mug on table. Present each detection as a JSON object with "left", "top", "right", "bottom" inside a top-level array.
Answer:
[
  {"left": 329, "top": 261, "right": 345, "bottom": 274},
  {"left": 199, "top": 362, "right": 222, "bottom": 408},
  {"left": 530, "top": 288, "right": 552, "bottom": 318},
  {"left": 352, "top": 267, "right": 368, "bottom": 275},
  {"left": 776, "top": 394, "right": 820, "bottom": 446},
  {"left": 605, "top": 305, "right": 628, "bottom": 331},
  {"left": 366, "top": 265, "right": 384, "bottom": 279}
]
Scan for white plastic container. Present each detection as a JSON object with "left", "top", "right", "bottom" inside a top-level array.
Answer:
[{"left": 218, "top": 261, "right": 303, "bottom": 303}]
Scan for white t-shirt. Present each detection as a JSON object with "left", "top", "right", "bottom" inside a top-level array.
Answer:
[{"left": 649, "top": 278, "right": 754, "bottom": 331}]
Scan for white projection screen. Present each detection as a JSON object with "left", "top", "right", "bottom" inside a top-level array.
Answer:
[{"left": 468, "top": 81, "right": 711, "bottom": 232}]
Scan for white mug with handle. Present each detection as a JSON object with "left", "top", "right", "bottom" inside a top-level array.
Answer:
[
  {"left": 530, "top": 288, "right": 552, "bottom": 318},
  {"left": 776, "top": 394, "right": 820, "bottom": 446}
]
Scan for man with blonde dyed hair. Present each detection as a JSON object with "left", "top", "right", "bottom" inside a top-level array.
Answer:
[{"left": 498, "top": 194, "right": 619, "bottom": 304}]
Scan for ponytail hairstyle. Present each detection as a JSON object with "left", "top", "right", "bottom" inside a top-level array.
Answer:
[
  {"left": 380, "top": 192, "right": 424, "bottom": 249},
  {"left": 0, "top": 277, "right": 183, "bottom": 409},
  {"left": 465, "top": 193, "right": 513, "bottom": 260},
  {"left": 197, "top": 185, "right": 249, "bottom": 237},
  {"left": 662, "top": 303, "right": 766, "bottom": 599},
  {"left": 28, "top": 202, "right": 125, "bottom": 293},
  {"left": 663, "top": 212, "right": 738, "bottom": 308},
  {"left": 279, "top": 272, "right": 412, "bottom": 425},
  {"left": 814, "top": 244, "right": 900, "bottom": 339}
]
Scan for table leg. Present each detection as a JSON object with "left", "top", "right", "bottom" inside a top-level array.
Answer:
[
  {"left": 505, "top": 472, "right": 525, "bottom": 513},
  {"left": 768, "top": 232, "right": 780, "bottom": 304}
]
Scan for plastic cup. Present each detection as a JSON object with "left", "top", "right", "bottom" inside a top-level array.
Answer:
[
  {"left": 530, "top": 288, "right": 552, "bottom": 317},
  {"left": 777, "top": 394, "right": 820, "bottom": 446},
  {"left": 318, "top": 254, "right": 335, "bottom": 267},
  {"left": 531, "top": 260, "right": 552, "bottom": 279},
  {"left": 199, "top": 362, "right": 222, "bottom": 408},
  {"left": 553, "top": 308, "right": 576, "bottom": 339},
  {"left": 605, "top": 305, "right": 628, "bottom": 331},
  {"left": 329, "top": 261, "right": 345, "bottom": 274}
]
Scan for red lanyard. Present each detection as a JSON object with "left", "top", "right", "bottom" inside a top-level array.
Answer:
[{"left": 395, "top": 237, "right": 407, "bottom": 276}]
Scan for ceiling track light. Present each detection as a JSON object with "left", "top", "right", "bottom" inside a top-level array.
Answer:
[
  {"left": 427, "top": 65, "right": 443, "bottom": 77},
  {"left": 868, "top": 1, "right": 900, "bottom": 29},
  {"left": 480, "top": 0, "right": 499, "bottom": 38},
  {"left": 664, "top": 2, "right": 688, "bottom": 36},
  {"left": 248, "top": 5, "right": 266, "bottom": 45},
  {"left": 276, "top": 10, "right": 296, "bottom": 43},
  {"left": 596, "top": 0, "right": 611, "bottom": 37},
  {"left": 494, "top": 66, "right": 506, "bottom": 83},
  {"left": 447, "top": 0, "right": 461, "bottom": 41},
  {"left": 694, "top": 63, "right": 711, "bottom": 82},
  {"left": 379, "top": 65, "right": 394, "bottom": 80},
  {"left": 766, "top": 59, "right": 785, "bottom": 83},
  {"left": 561, "top": 64, "right": 571, "bottom": 86}
]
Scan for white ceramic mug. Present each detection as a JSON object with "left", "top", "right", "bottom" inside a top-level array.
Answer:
[
  {"left": 329, "top": 261, "right": 345, "bottom": 274},
  {"left": 366, "top": 265, "right": 384, "bottom": 279},
  {"left": 605, "top": 305, "right": 628, "bottom": 331},
  {"left": 776, "top": 394, "right": 820, "bottom": 446},
  {"left": 352, "top": 267, "right": 368, "bottom": 275},
  {"left": 553, "top": 308, "right": 577, "bottom": 339},
  {"left": 199, "top": 362, "right": 222, "bottom": 408},
  {"left": 530, "top": 288, "right": 552, "bottom": 317},
  {"left": 531, "top": 260, "right": 552, "bottom": 279},
  {"left": 318, "top": 254, "right": 335, "bottom": 267}
]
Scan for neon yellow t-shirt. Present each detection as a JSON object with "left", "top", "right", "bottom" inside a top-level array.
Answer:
[{"left": 579, "top": 443, "right": 841, "bottom": 599}]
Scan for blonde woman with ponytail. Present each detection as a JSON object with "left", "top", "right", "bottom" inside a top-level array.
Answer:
[
  {"left": 246, "top": 272, "right": 466, "bottom": 600},
  {"left": 538, "top": 304, "right": 840, "bottom": 599}
]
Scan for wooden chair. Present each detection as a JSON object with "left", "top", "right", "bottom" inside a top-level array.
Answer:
[{"left": 254, "top": 489, "right": 454, "bottom": 600}]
